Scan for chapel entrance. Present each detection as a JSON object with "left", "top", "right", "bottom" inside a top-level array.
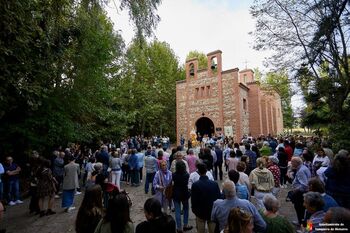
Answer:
[{"left": 195, "top": 117, "right": 215, "bottom": 138}]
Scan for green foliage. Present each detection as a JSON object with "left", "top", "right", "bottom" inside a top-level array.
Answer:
[
  {"left": 329, "top": 121, "right": 350, "bottom": 152},
  {"left": 251, "top": 0, "right": 350, "bottom": 148},
  {"left": 186, "top": 50, "right": 208, "bottom": 69},
  {"left": 0, "top": 0, "right": 163, "bottom": 156},
  {"left": 116, "top": 40, "right": 183, "bottom": 140},
  {"left": 119, "top": 0, "right": 162, "bottom": 38},
  {"left": 255, "top": 69, "right": 295, "bottom": 129}
]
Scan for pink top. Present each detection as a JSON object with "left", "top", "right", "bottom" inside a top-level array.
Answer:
[
  {"left": 185, "top": 154, "right": 198, "bottom": 174},
  {"left": 226, "top": 157, "right": 239, "bottom": 171}
]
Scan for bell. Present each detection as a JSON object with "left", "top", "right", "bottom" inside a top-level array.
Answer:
[
  {"left": 190, "top": 67, "right": 195, "bottom": 76},
  {"left": 211, "top": 60, "right": 217, "bottom": 70}
]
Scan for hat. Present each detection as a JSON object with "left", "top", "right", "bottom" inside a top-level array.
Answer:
[{"left": 268, "top": 156, "right": 279, "bottom": 164}]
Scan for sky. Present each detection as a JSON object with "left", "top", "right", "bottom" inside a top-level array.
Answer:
[
  {"left": 106, "top": 0, "right": 268, "bottom": 70},
  {"left": 106, "top": 0, "right": 304, "bottom": 111}
]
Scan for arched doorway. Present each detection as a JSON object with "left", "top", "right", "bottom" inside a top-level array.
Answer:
[{"left": 195, "top": 117, "right": 215, "bottom": 138}]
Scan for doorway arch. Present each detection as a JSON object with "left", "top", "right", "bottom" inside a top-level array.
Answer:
[{"left": 195, "top": 117, "right": 215, "bottom": 138}]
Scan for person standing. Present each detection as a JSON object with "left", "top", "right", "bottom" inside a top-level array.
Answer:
[
  {"left": 267, "top": 156, "right": 280, "bottom": 197},
  {"left": 109, "top": 149, "right": 122, "bottom": 190},
  {"left": 277, "top": 147, "right": 288, "bottom": 188},
  {"left": 184, "top": 149, "right": 198, "bottom": 174},
  {"left": 3, "top": 156, "right": 23, "bottom": 205},
  {"left": 62, "top": 155, "right": 80, "bottom": 212},
  {"left": 144, "top": 149, "right": 158, "bottom": 195},
  {"left": 290, "top": 156, "right": 311, "bottom": 225},
  {"left": 245, "top": 144, "right": 257, "bottom": 175},
  {"left": 129, "top": 149, "right": 140, "bottom": 186},
  {"left": 324, "top": 149, "right": 350, "bottom": 209},
  {"left": 214, "top": 145, "right": 223, "bottom": 181},
  {"left": 96, "top": 145, "right": 109, "bottom": 177},
  {"left": 172, "top": 161, "right": 192, "bottom": 233},
  {"left": 211, "top": 180, "right": 266, "bottom": 233},
  {"left": 226, "top": 150, "right": 239, "bottom": 172},
  {"left": 191, "top": 162, "right": 221, "bottom": 233},
  {"left": 153, "top": 160, "right": 172, "bottom": 213},
  {"left": 28, "top": 151, "right": 41, "bottom": 214},
  {"left": 53, "top": 151, "right": 65, "bottom": 197},
  {"left": 249, "top": 158, "right": 275, "bottom": 210},
  {"left": 136, "top": 148, "right": 145, "bottom": 183},
  {"left": 170, "top": 152, "right": 189, "bottom": 174},
  {"left": 37, "top": 159, "right": 57, "bottom": 217}
]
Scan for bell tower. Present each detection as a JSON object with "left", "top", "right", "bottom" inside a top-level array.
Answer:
[
  {"left": 207, "top": 50, "right": 222, "bottom": 77},
  {"left": 185, "top": 58, "right": 198, "bottom": 80}
]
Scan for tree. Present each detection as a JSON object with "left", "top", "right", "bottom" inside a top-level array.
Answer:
[
  {"left": 186, "top": 50, "right": 208, "bottom": 69},
  {"left": 115, "top": 39, "right": 184, "bottom": 139},
  {"left": 251, "top": 0, "right": 350, "bottom": 120},
  {"left": 255, "top": 69, "right": 295, "bottom": 130},
  {"left": 119, "top": 0, "right": 162, "bottom": 38},
  {"left": 0, "top": 0, "right": 163, "bottom": 156},
  {"left": 251, "top": 0, "right": 350, "bottom": 150}
]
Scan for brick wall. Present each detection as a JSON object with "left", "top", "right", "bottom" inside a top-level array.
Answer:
[{"left": 176, "top": 50, "right": 284, "bottom": 144}]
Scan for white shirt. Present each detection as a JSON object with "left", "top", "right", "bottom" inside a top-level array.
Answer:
[
  {"left": 238, "top": 171, "right": 250, "bottom": 189},
  {"left": 313, "top": 155, "right": 330, "bottom": 167},
  {"left": 188, "top": 171, "right": 214, "bottom": 189}
]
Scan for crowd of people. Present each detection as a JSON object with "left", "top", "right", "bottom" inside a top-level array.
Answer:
[{"left": 1, "top": 134, "right": 350, "bottom": 233}]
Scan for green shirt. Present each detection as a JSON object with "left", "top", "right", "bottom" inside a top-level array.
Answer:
[
  {"left": 259, "top": 210, "right": 295, "bottom": 233},
  {"left": 260, "top": 146, "right": 272, "bottom": 156}
]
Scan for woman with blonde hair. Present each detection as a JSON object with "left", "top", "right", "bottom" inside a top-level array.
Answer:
[
  {"left": 224, "top": 207, "right": 254, "bottom": 233},
  {"left": 109, "top": 150, "right": 122, "bottom": 190},
  {"left": 249, "top": 157, "right": 274, "bottom": 210}
]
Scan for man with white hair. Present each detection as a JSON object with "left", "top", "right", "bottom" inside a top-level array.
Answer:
[
  {"left": 170, "top": 151, "right": 189, "bottom": 173},
  {"left": 211, "top": 180, "right": 266, "bottom": 232},
  {"left": 290, "top": 156, "right": 311, "bottom": 225},
  {"left": 259, "top": 194, "right": 294, "bottom": 233}
]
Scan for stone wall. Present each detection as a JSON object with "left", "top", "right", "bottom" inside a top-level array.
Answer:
[{"left": 176, "top": 50, "right": 284, "bottom": 144}]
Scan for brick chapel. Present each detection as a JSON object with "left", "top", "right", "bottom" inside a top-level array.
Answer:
[{"left": 176, "top": 50, "right": 284, "bottom": 144}]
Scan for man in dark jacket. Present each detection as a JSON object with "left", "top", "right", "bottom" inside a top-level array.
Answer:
[
  {"left": 191, "top": 162, "right": 221, "bottom": 233},
  {"left": 214, "top": 145, "right": 223, "bottom": 181},
  {"left": 244, "top": 144, "right": 257, "bottom": 175}
]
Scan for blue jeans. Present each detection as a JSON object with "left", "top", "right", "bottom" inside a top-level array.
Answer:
[
  {"left": 174, "top": 199, "right": 189, "bottom": 230},
  {"left": 144, "top": 172, "right": 155, "bottom": 194},
  {"left": 7, "top": 179, "right": 20, "bottom": 202}
]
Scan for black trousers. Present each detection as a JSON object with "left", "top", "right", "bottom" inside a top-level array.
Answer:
[
  {"left": 214, "top": 162, "right": 223, "bottom": 180},
  {"left": 29, "top": 186, "right": 40, "bottom": 213},
  {"left": 292, "top": 190, "right": 306, "bottom": 225}
]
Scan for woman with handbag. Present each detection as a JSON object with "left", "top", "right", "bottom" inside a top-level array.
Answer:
[
  {"left": 153, "top": 160, "right": 172, "bottom": 214},
  {"left": 172, "top": 161, "right": 193, "bottom": 233},
  {"left": 37, "top": 159, "right": 57, "bottom": 217}
]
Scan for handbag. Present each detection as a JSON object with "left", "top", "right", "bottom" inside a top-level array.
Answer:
[
  {"left": 164, "top": 184, "right": 173, "bottom": 200},
  {"left": 160, "top": 171, "right": 173, "bottom": 200}
]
